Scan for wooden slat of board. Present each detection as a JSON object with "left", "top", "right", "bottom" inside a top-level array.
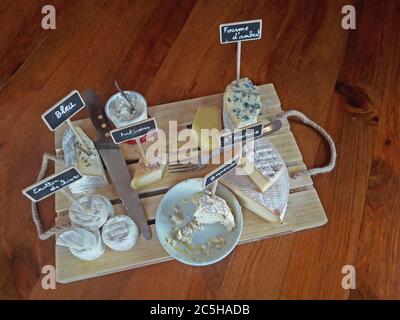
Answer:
[
  {"left": 55, "top": 130, "right": 307, "bottom": 212},
  {"left": 55, "top": 188, "right": 325, "bottom": 283}
]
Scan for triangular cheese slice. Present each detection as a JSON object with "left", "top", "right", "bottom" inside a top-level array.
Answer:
[{"left": 192, "top": 192, "right": 235, "bottom": 232}]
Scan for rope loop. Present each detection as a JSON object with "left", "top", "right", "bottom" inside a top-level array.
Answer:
[{"left": 274, "top": 110, "right": 336, "bottom": 178}]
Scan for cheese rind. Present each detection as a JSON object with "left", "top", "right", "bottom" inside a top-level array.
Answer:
[
  {"left": 223, "top": 78, "right": 261, "bottom": 128},
  {"left": 192, "top": 105, "right": 222, "bottom": 152},
  {"left": 192, "top": 192, "right": 235, "bottom": 232},
  {"left": 241, "top": 156, "right": 283, "bottom": 193}
]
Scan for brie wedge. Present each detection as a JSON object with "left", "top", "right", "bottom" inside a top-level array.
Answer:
[
  {"left": 192, "top": 192, "right": 235, "bottom": 232},
  {"left": 241, "top": 156, "right": 284, "bottom": 193}
]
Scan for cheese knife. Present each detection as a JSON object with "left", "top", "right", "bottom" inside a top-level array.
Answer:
[{"left": 82, "top": 90, "right": 152, "bottom": 240}]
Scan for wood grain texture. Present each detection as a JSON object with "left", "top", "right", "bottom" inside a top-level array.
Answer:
[{"left": 0, "top": 0, "right": 399, "bottom": 299}]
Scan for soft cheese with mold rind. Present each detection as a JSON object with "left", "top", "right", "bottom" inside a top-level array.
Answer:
[
  {"left": 241, "top": 157, "right": 284, "bottom": 193},
  {"left": 192, "top": 192, "right": 235, "bottom": 232},
  {"left": 223, "top": 77, "right": 261, "bottom": 128}
]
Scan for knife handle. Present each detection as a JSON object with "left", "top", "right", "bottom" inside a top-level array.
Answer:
[{"left": 82, "top": 89, "right": 111, "bottom": 140}]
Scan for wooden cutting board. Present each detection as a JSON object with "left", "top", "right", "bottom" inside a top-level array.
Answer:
[{"left": 53, "top": 83, "right": 327, "bottom": 283}]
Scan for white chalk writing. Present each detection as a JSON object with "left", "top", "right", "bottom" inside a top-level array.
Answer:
[{"left": 55, "top": 102, "right": 76, "bottom": 119}]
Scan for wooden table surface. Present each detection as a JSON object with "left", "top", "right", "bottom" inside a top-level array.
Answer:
[{"left": 1, "top": 0, "right": 399, "bottom": 299}]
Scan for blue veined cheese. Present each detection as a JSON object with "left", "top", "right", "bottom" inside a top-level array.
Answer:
[{"left": 223, "top": 77, "right": 261, "bottom": 128}]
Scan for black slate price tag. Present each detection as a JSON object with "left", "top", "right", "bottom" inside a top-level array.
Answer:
[
  {"left": 203, "top": 156, "right": 241, "bottom": 188},
  {"left": 220, "top": 19, "right": 262, "bottom": 44},
  {"left": 41, "top": 90, "right": 85, "bottom": 131},
  {"left": 110, "top": 118, "right": 157, "bottom": 144},
  {"left": 220, "top": 123, "right": 264, "bottom": 148},
  {"left": 22, "top": 167, "right": 82, "bottom": 202}
]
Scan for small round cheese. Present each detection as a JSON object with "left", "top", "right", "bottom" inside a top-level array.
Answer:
[
  {"left": 69, "top": 195, "right": 114, "bottom": 231},
  {"left": 56, "top": 227, "right": 105, "bottom": 261},
  {"left": 101, "top": 215, "right": 139, "bottom": 251}
]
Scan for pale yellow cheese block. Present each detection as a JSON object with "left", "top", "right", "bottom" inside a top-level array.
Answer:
[
  {"left": 192, "top": 105, "right": 222, "bottom": 152},
  {"left": 130, "top": 158, "right": 167, "bottom": 190}
]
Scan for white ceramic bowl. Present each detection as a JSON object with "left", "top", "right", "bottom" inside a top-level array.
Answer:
[{"left": 156, "top": 178, "right": 243, "bottom": 266}]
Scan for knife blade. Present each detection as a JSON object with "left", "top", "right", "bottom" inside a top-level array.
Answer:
[{"left": 82, "top": 90, "right": 152, "bottom": 240}]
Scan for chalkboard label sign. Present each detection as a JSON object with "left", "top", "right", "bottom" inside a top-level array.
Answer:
[
  {"left": 41, "top": 90, "right": 85, "bottom": 131},
  {"left": 220, "top": 123, "right": 263, "bottom": 148},
  {"left": 110, "top": 118, "right": 157, "bottom": 144},
  {"left": 220, "top": 19, "right": 262, "bottom": 44},
  {"left": 22, "top": 167, "right": 82, "bottom": 202},
  {"left": 203, "top": 156, "right": 241, "bottom": 188}
]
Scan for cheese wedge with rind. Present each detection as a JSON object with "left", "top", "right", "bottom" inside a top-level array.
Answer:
[
  {"left": 192, "top": 192, "right": 235, "bottom": 232},
  {"left": 130, "top": 155, "right": 167, "bottom": 190},
  {"left": 192, "top": 105, "right": 222, "bottom": 152},
  {"left": 241, "top": 157, "right": 284, "bottom": 193}
]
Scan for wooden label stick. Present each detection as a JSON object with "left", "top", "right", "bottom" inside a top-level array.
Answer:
[
  {"left": 59, "top": 189, "right": 95, "bottom": 215},
  {"left": 236, "top": 41, "right": 241, "bottom": 85},
  {"left": 135, "top": 138, "right": 148, "bottom": 167},
  {"left": 219, "top": 19, "right": 262, "bottom": 86},
  {"left": 203, "top": 155, "right": 241, "bottom": 197},
  {"left": 210, "top": 180, "right": 218, "bottom": 198},
  {"left": 109, "top": 118, "right": 157, "bottom": 167}
]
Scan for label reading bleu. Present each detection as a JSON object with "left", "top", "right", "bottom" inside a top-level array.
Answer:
[
  {"left": 22, "top": 167, "right": 82, "bottom": 202},
  {"left": 110, "top": 118, "right": 157, "bottom": 144},
  {"left": 203, "top": 156, "right": 241, "bottom": 188},
  {"left": 41, "top": 90, "right": 85, "bottom": 131},
  {"left": 220, "top": 19, "right": 262, "bottom": 44},
  {"left": 220, "top": 123, "right": 263, "bottom": 148}
]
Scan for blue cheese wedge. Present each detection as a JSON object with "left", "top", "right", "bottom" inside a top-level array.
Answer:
[
  {"left": 223, "top": 77, "right": 261, "bottom": 128},
  {"left": 192, "top": 192, "right": 235, "bottom": 232},
  {"left": 62, "top": 126, "right": 109, "bottom": 194}
]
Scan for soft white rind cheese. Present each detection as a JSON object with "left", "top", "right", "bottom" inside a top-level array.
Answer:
[
  {"left": 69, "top": 195, "right": 114, "bottom": 231},
  {"left": 56, "top": 227, "right": 105, "bottom": 261},
  {"left": 192, "top": 192, "right": 235, "bottom": 232},
  {"left": 223, "top": 77, "right": 261, "bottom": 128},
  {"left": 242, "top": 146, "right": 284, "bottom": 192},
  {"left": 101, "top": 215, "right": 138, "bottom": 251}
]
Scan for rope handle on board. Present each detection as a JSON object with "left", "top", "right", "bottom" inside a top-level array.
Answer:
[
  {"left": 31, "top": 153, "right": 68, "bottom": 240},
  {"left": 273, "top": 110, "right": 337, "bottom": 178}
]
